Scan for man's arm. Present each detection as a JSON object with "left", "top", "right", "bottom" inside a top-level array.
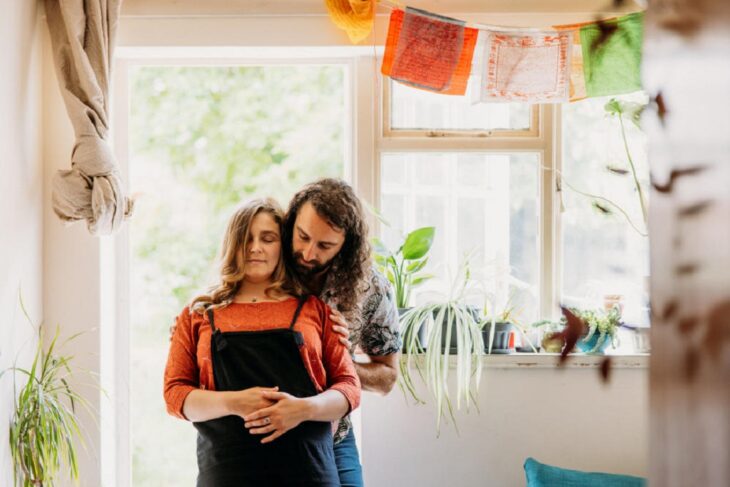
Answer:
[
  {"left": 330, "top": 311, "right": 400, "bottom": 394},
  {"left": 354, "top": 352, "right": 399, "bottom": 395}
]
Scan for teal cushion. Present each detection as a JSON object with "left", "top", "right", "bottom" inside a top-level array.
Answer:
[{"left": 524, "top": 457, "right": 646, "bottom": 487}]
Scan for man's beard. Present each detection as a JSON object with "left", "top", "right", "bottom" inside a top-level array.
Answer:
[{"left": 292, "top": 252, "right": 331, "bottom": 278}]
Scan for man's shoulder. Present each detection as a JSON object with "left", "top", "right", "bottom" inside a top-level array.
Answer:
[
  {"left": 360, "top": 267, "right": 397, "bottom": 325},
  {"left": 356, "top": 267, "right": 401, "bottom": 355},
  {"left": 364, "top": 267, "right": 392, "bottom": 299}
]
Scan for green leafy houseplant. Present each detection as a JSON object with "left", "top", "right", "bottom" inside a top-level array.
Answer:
[
  {"left": 372, "top": 226, "right": 435, "bottom": 309},
  {"left": 2, "top": 299, "right": 94, "bottom": 487},
  {"left": 398, "top": 258, "right": 484, "bottom": 434},
  {"left": 530, "top": 319, "right": 565, "bottom": 353},
  {"left": 569, "top": 305, "right": 622, "bottom": 354},
  {"left": 529, "top": 306, "right": 621, "bottom": 355}
]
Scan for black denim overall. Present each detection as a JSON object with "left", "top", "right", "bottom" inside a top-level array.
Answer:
[{"left": 193, "top": 297, "right": 340, "bottom": 486}]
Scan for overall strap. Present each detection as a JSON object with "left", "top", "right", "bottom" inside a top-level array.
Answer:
[
  {"left": 206, "top": 307, "right": 218, "bottom": 333},
  {"left": 288, "top": 295, "right": 309, "bottom": 330}
]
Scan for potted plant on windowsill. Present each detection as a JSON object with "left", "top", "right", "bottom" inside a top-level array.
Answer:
[
  {"left": 528, "top": 305, "right": 622, "bottom": 355},
  {"left": 372, "top": 226, "right": 435, "bottom": 351},
  {"left": 397, "top": 257, "right": 484, "bottom": 433},
  {"left": 570, "top": 305, "right": 622, "bottom": 354},
  {"left": 479, "top": 293, "right": 524, "bottom": 354},
  {"left": 526, "top": 319, "right": 564, "bottom": 353}
]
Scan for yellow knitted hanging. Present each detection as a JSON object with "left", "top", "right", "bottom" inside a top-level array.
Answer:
[{"left": 325, "top": 0, "right": 375, "bottom": 44}]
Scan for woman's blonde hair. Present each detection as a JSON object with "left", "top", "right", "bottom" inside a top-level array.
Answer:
[{"left": 190, "top": 198, "right": 296, "bottom": 314}]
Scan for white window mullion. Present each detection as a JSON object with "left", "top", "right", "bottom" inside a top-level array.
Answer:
[{"left": 540, "top": 103, "right": 559, "bottom": 320}]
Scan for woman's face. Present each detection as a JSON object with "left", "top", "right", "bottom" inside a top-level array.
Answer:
[{"left": 242, "top": 212, "right": 282, "bottom": 284}]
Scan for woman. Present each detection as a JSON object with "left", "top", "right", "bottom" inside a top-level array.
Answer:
[{"left": 164, "top": 198, "right": 360, "bottom": 486}]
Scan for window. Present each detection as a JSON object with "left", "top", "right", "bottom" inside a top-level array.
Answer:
[
  {"left": 560, "top": 92, "right": 650, "bottom": 326},
  {"left": 379, "top": 79, "right": 555, "bottom": 325},
  {"left": 387, "top": 80, "right": 536, "bottom": 135},
  {"left": 380, "top": 151, "right": 540, "bottom": 321},
  {"left": 379, "top": 77, "right": 649, "bottom": 328},
  {"left": 125, "top": 62, "right": 348, "bottom": 486}
]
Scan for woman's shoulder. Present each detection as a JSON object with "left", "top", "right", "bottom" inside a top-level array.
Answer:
[
  {"left": 301, "top": 294, "right": 333, "bottom": 322},
  {"left": 177, "top": 304, "right": 208, "bottom": 326},
  {"left": 303, "top": 294, "right": 327, "bottom": 309}
]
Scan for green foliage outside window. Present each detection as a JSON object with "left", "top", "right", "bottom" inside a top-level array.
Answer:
[{"left": 129, "top": 65, "right": 345, "bottom": 486}]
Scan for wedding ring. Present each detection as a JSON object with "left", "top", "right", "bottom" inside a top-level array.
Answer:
[{"left": 264, "top": 417, "right": 270, "bottom": 425}]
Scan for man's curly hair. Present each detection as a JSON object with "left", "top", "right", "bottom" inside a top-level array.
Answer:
[{"left": 283, "top": 178, "right": 371, "bottom": 326}]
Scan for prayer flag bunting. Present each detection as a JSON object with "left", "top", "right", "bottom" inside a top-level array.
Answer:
[
  {"left": 382, "top": 8, "right": 478, "bottom": 96},
  {"left": 376, "top": 5, "right": 644, "bottom": 103},
  {"left": 480, "top": 30, "right": 572, "bottom": 103}
]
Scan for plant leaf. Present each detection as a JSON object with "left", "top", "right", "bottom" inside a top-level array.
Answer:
[
  {"left": 592, "top": 201, "right": 612, "bottom": 215},
  {"left": 371, "top": 237, "right": 391, "bottom": 258},
  {"left": 411, "top": 274, "right": 435, "bottom": 287},
  {"left": 401, "top": 227, "right": 435, "bottom": 260},
  {"left": 604, "top": 98, "right": 622, "bottom": 115},
  {"left": 607, "top": 165, "right": 630, "bottom": 175},
  {"left": 406, "top": 257, "right": 428, "bottom": 273}
]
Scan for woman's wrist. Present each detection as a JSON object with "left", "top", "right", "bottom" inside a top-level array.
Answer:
[
  {"left": 299, "top": 397, "right": 316, "bottom": 422},
  {"left": 222, "top": 391, "right": 236, "bottom": 415}
]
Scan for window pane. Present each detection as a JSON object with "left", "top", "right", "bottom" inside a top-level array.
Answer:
[
  {"left": 129, "top": 65, "right": 346, "bottom": 486},
  {"left": 561, "top": 92, "right": 650, "bottom": 327},
  {"left": 380, "top": 153, "right": 539, "bottom": 324},
  {"left": 389, "top": 80, "right": 531, "bottom": 132}
]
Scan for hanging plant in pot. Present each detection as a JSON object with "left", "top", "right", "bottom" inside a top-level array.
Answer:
[
  {"left": 2, "top": 296, "right": 95, "bottom": 487},
  {"left": 372, "top": 226, "right": 435, "bottom": 351},
  {"left": 397, "top": 257, "right": 484, "bottom": 434}
]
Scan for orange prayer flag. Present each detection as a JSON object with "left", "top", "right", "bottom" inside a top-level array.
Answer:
[{"left": 382, "top": 8, "right": 478, "bottom": 96}]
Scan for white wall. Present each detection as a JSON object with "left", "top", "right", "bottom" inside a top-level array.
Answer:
[
  {"left": 361, "top": 358, "right": 648, "bottom": 487},
  {"left": 40, "top": 17, "right": 105, "bottom": 487},
  {"left": 0, "top": 0, "right": 44, "bottom": 485}
]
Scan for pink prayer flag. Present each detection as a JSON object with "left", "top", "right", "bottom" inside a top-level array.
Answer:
[{"left": 481, "top": 31, "right": 572, "bottom": 103}]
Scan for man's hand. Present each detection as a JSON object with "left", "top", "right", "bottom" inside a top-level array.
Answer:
[
  {"left": 243, "top": 391, "right": 312, "bottom": 444},
  {"left": 225, "top": 386, "right": 279, "bottom": 419},
  {"left": 330, "top": 309, "right": 352, "bottom": 349}
]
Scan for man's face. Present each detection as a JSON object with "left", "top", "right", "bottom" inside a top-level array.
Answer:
[{"left": 291, "top": 202, "right": 345, "bottom": 276}]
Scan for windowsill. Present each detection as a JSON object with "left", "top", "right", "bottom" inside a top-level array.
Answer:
[
  {"left": 481, "top": 353, "right": 649, "bottom": 369},
  {"left": 382, "top": 353, "right": 650, "bottom": 369}
]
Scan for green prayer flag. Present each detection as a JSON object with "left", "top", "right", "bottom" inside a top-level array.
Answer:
[{"left": 580, "top": 12, "right": 644, "bottom": 97}]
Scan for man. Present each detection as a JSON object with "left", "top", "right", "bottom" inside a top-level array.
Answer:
[{"left": 283, "top": 178, "right": 401, "bottom": 487}]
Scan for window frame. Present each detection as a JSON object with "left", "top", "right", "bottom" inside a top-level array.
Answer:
[
  {"left": 382, "top": 78, "right": 541, "bottom": 138},
  {"left": 105, "top": 50, "right": 367, "bottom": 487},
  {"left": 376, "top": 69, "right": 560, "bottom": 321}
]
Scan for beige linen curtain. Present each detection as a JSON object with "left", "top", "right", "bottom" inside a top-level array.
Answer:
[{"left": 45, "top": 0, "right": 132, "bottom": 235}]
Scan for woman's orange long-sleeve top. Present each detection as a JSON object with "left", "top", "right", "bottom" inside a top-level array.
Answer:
[{"left": 163, "top": 295, "right": 361, "bottom": 419}]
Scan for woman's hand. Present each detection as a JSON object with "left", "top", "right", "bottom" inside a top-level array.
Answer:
[
  {"left": 225, "top": 386, "right": 279, "bottom": 419},
  {"left": 330, "top": 310, "right": 352, "bottom": 349},
  {"left": 243, "top": 391, "right": 312, "bottom": 444}
]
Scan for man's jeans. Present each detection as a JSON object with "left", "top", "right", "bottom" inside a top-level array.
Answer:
[{"left": 333, "top": 429, "right": 364, "bottom": 487}]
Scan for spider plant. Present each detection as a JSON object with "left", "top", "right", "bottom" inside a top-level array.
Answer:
[
  {"left": 398, "top": 257, "right": 484, "bottom": 435},
  {"left": 2, "top": 297, "right": 93, "bottom": 487}
]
